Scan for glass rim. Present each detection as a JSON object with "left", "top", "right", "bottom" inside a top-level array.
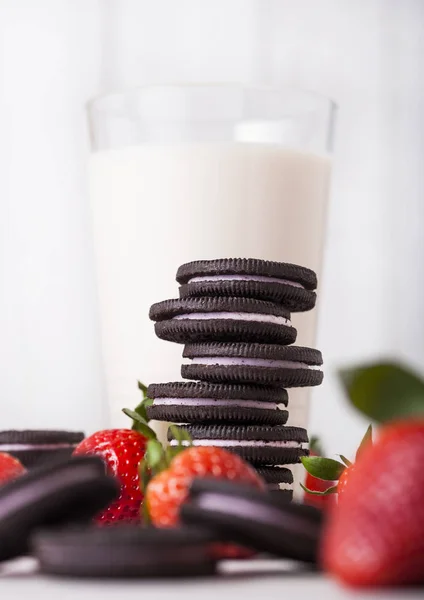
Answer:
[{"left": 87, "top": 82, "right": 337, "bottom": 115}]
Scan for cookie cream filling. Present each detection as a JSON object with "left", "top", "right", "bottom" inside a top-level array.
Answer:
[
  {"left": 267, "top": 482, "right": 293, "bottom": 491},
  {"left": 0, "top": 443, "right": 78, "bottom": 451},
  {"left": 189, "top": 357, "right": 320, "bottom": 369},
  {"left": 173, "top": 312, "right": 291, "bottom": 326},
  {"left": 153, "top": 398, "right": 281, "bottom": 410},
  {"left": 189, "top": 274, "right": 305, "bottom": 289},
  {"left": 170, "top": 439, "right": 308, "bottom": 449}
]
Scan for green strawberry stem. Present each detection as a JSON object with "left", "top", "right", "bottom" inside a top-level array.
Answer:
[{"left": 138, "top": 425, "right": 194, "bottom": 525}]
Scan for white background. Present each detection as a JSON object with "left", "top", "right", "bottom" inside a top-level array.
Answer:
[{"left": 0, "top": 0, "right": 423, "bottom": 458}]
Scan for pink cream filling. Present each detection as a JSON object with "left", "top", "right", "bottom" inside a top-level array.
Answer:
[
  {"left": 173, "top": 312, "right": 291, "bottom": 326},
  {"left": 170, "top": 439, "right": 307, "bottom": 449},
  {"left": 189, "top": 274, "right": 305, "bottom": 288},
  {"left": 188, "top": 357, "right": 320, "bottom": 369},
  {"left": 153, "top": 397, "right": 281, "bottom": 410}
]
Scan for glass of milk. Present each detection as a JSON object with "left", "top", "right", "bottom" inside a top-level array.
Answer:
[{"left": 87, "top": 85, "right": 336, "bottom": 454}]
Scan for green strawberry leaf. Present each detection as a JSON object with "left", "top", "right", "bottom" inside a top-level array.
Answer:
[
  {"left": 309, "top": 435, "right": 323, "bottom": 455},
  {"left": 138, "top": 459, "right": 151, "bottom": 493},
  {"left": 168, "top": 425, "right": 192, "bottom": 446},
  {"left": 122, "top": 409, "right": 157, "bottom": 440},
  {"left": 138, "top": 461, "right": 151, "bottom": 524},
  {"left": 339, "top": 362, "right": 424, "bottom": 423},
  {"left": 355, "top": 424, "right": 373, "bottom": 461},
  {"left": 338, "top": 454, "right": 352, "bottom": 467},
  {"left": 301, "top": 456, "right": 345, "bottom": 481},
  {"left": 138, "top": 381, "right": 148, "bottom": 395},
  {"left": 145, "top": 439, "right": 165, "bottom": 473},
  {"left": 132, "top": 397, "right": 154, "bottom": 424},
  {"left": 301, "top": 483, "right": 338, "bottom": 496}
]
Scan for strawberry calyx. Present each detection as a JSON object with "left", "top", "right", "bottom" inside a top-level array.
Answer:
[
  {"left": 139, "top": 425, "right": 193, "bottom": 523},
  {"left": 122, "top": 381, "right": 156, "bottom": 440},
  {"left": 301, "top": 425, "right": 373, "bottom": 496}
]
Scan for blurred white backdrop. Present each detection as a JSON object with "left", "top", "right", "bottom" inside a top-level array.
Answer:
[{"left": 0, "top": 0, "right": 423, "bottom": 457}]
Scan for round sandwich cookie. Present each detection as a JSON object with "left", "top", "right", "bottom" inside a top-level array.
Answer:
[
  {"left": 181, "top": 477, "right": 323, "bottom": 563},
  {"left": 256, "top": 466, "right": 294, "bottom": 502},
  {"left": 149, "top": 297, "right": 296, "bottom": 345},
  {"left": 147, "top": 382, "right": 289, "bottom": 426},
  {"left": 0, "top": 430, "right": 85, "bottom": 469},
  {"left": 0, "top": 456, "right": 118, "bottom": 563},
  {"left": 177, "top": 258, "right": 317, "bottom": 312},
  {"left": 168, "top": 425, "right": 309, "bottom": 466},
  {"left": 182, "top": 343, "right": 323, "bottom": 387},
  {"left": 33, "top": 525, "right": 218, "bottom": 578}
]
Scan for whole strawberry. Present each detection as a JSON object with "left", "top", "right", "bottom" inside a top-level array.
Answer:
[
  {"left": 139, "top": 427, "right": 265, "bottom": 559},
  {"left": 303, "top": 437, "right": 337, "bottom": 510},
  {"left": 301, "top": 426, "right": 372, "bottom": 503},
  {"left": 145, "top": 442, "right": 265, "bottom": 527},
  {"left": 323, "top": 421, "right": 424, "bottom": 587},
  {"left": 74, "top": 382, "right": 153, "bottom": 525},
  {"left": 0, "top": 452, "right": 26, "bottom": 484}
]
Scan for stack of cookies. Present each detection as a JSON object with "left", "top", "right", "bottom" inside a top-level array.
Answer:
[{"left": 147, "top": 259, "right": 323, "bottom": 501}]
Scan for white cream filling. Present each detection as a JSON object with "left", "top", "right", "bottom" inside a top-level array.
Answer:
[
  {"left": 173, "top": 312, "right": 291, "bottom": 326},
  {"left": 170, "top": 439, "right": 308, "bottom": 449},
  {"left": 0, "top": 443, "right": 77, "bottom": 451},
  {"left": 189, "top": 357, "right": 320, "bottom": 369},
  {"left": 267, "top": 482, "right": 293, "bottom": 491},
  {"left": 154, "top": 397, "right": 281, "bottom": 410},
  {"left": 189, "top": 274, "right": 305, "bottom": 289}
]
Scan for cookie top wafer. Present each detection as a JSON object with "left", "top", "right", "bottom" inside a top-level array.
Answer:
[{"left": 176, "top": 259, "right": 317, "bottom": 289}]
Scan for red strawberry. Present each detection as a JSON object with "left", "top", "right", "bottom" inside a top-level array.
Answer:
[
  {"left": 0, "top": 452, "right": 26, "bottom": 484},
  {"left": 145, "top": 445, "right": 265, "bottom": 527},
  {"left": 143, "top": 438, "right": 265, "bottom": 560},
  {"left": 73, "top": 382, "right": 154, "bottom": 525},
  {"left": 303, "top": 437, "right": 337, "bottom": 510},
  {"left": 74, "top": 428, "right": 148, "bottom": 524},
  {"left": 301, "top": 426, "right": 372, "bottom": 502},
  {"left": 323, "top": 420, "right": 424, "bottom": 587},
  {"left": 336, "top": 464, "right": 355, "bottom": 501}
]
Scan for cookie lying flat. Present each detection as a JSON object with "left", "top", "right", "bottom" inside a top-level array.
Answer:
[
  {"left": 33, "top": 526, "right": 218, "bottom": 578},
  {"left": 256, "top": 466, "right": 294, "bottom": 501},
  {"left": 0, "top": 456, "right": 118, "bottom": 562},
  {"left": 0, "top": 430, "right": 85, "bottom": 469},
  {"left": 177, "top": 258, "right": 317, "bottom": 312},
  {"left": 181, "top": 478, "right": 323, "bottom": 563},
  {"left": 147, "top": 382, "right": 289, "bottom": 426},
  {"left": 168, "top": 424, "right": 309, "bottom": 466},
  {"left": 149, "top": 297, "right": 296, "bottom": 345},
  {"left": 182, "top": 342, "right": 323, "bottom": 387}
]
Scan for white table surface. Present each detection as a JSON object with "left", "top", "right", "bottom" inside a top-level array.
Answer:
[{"left": 1, "top": 558, "right": 420, "bottom": 599}]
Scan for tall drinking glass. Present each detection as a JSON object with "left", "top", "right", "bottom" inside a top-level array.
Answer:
[{"left": 88, "top": 85, "right": 336, "bottom": 484}]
